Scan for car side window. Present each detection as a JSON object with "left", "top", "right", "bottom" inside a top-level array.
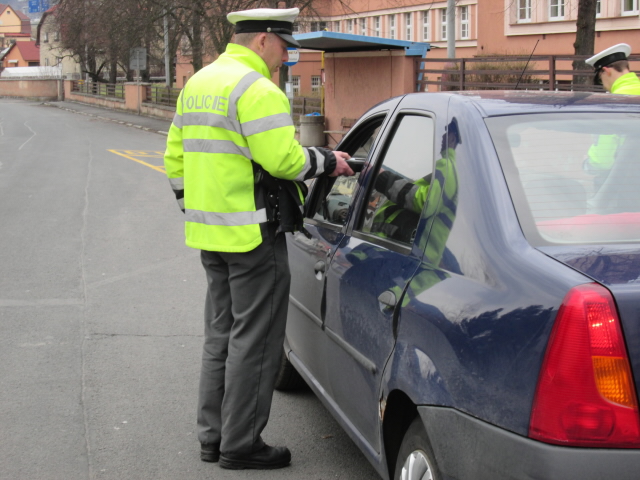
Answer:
[
  {"left": 312, "top": 121, "right": 384, "bottom": 225},
  {"left": 359, "top": 114, "right": 435, "bottom": 245}
]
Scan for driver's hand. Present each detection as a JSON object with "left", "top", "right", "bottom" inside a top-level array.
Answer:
[{"left": 330, "top": 151, "right": 354, "bottom": 177}]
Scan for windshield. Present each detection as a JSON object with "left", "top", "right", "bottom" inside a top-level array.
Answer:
[{"left": 486, "top": 113, "right": 640, "bottom": 245}]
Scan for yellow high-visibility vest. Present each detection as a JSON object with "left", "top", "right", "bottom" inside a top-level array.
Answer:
[
  {"left": 610, "top": 72, "right": 640, "bottom": 95},
  {"left": 164, "top": 43, "right": 334, "bottom": 252}
]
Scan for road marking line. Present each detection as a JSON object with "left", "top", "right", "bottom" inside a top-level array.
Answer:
[
  {"left": 108, "top": 149, "right": 165, "bottom": 173},
  {"left": 19, "top": 121, "right": 36, "bottom": 150}
]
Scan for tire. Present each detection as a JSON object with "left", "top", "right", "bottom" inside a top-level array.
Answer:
[
  {"left": 394, "top": 416, "right": 440, "bottom": 480},
  {"left": 274, "top": 347, "right": 306, "bottom": 391}
]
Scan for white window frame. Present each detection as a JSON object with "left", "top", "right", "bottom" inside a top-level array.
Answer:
[
  {"left": 292, "top": 76, "right": 300, "bottom": 95},
  {"left": 54, "top": 31, "right": 60, "bottom": 41},
  {"left": 622, "top": 0, "right": 639, "bottom": 15},
  {"left": 334, "top": 21, "right": 341, "bottom": 32},
  {"left": 389, "top": 15, "right": 396, "bottom": 39},
  {"left": 518, "top": 0, "right": 532, "bottom": 22},
  {"left": 360, "top": 17, "right": 367, "bottom": 35},
  {"left": 549, "top": 0, "right": 565, "bottom": 20},
  {"left": 374, "top": 16, "right": 381, "bottom": 37},
  {"left": 43, "top": 31, "right": 49, "bottom": 43},
  {"left": 459, "top": 6, "right": 469, "bottom": 39},
  {"left": 347, "top": 19, "right": 353, "bottom": 34},
  {"left": 422, "top": 10, "right": 430, "bottom": 41},
  {"left": 440, "top": 9, "right": 447, "bottom": 41},
  {"left": 405, "top": 12, "right": 413, "bottom": 41},
  {"left": 311, "top": 75, "right": 321, "bottom": 93},
  {"left": 596, "top": 0, "right": 601, "bottom": 17}
]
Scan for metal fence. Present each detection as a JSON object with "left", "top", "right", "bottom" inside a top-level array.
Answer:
[
  {"left": 71, "top": 81, "right": 125, "bottom": 99},
  {"left": 292, "top": 96, "right": 322, "bottom": 124},
  {"left": 416, "top": 55, "right": 640, "bottom": 92},
  {"left": 145, "top": 84, "right": 182, "bottom": 107}
]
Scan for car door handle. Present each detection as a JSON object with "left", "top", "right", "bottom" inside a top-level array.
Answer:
[
  {"left": 378, "top": 290, "right": 397, "bottom": 309},
  {"left": 314, "top": 260, "right": 326, "bottom": 280}
]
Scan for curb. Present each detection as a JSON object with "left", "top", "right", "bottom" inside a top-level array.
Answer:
[{"left": 43, "top": 102, "right": 170, "bottom": 136}]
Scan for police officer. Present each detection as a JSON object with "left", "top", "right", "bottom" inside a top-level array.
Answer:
[
  {"left": 586, "top": 43, "right": 640, "bottom": 94},
  {"left": 584, "top": 44, "right": 640, "bottom": 182},
  {"left": 163, "top": 7, "right": 353, "bottom": 470}
]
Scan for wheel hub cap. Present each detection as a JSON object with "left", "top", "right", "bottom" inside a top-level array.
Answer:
[{"left": 400, "top": 450, "right": 434, "bottom": 480}]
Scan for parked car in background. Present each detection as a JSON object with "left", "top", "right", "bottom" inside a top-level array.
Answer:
[{"left": 275, "top": 91, "right": 640, "bottom": 480}]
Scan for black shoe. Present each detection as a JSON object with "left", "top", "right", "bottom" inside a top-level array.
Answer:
[
  {"left": 200, "top": 443, "right": 220, "bottom": 463},
  {"left": 219, "top": 444, "right": 291, "bottom": 470}
]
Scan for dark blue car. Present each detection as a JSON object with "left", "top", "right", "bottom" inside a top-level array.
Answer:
[{"left": 275, "top": 91, "right": 640, "bottom": 480}]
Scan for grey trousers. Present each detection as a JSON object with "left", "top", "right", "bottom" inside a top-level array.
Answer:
[{"left": 197, "top": 226, "right": 290, "bottom": 455}]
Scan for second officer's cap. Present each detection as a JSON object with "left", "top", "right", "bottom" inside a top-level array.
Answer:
[
  {"left": 227, "top": 8, "right": 301, "bottom": 48},
  {"left": 586, "top": 43, "right": 632, "bottom": 70}
]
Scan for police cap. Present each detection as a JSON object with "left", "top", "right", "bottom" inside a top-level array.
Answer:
[
  {"left": 227, "top": 8, "right": 301, "bottom": 48},
  {"left": 586, "top": 43, "right": 632, "bottom": 70}
]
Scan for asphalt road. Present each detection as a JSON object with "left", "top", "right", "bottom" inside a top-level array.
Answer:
[{"left": 0, "top": 99, "right": 379, "bottom": 480}]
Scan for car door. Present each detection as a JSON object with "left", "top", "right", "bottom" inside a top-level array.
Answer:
[
  {"left": 322, "top": 105, "right": 447, "bottom": 453},
  {"left": 285, "top": 105, "right": 394, "bottom": 390}
]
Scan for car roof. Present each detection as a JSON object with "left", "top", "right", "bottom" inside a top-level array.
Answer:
[{"left": 404, "top": 90, "right": 640, "bottom": 117}]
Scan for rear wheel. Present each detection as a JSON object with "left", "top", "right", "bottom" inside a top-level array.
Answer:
[
  {"left": 394, "top": 416, "right": 440, "bottom": 480},
  {"left": 274, "top": 347, "right": 306, "bottom": 391}
]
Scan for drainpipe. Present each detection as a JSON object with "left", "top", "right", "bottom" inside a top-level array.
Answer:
[{"left": 447, "top": 0, "right": 455, "bottom": 59}]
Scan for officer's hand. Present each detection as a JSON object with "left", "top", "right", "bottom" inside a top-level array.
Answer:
[{"left": 330, "top": 151, "right": 354, "bottom": 177}]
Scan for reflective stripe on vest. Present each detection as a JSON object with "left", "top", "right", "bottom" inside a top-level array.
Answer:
[
  {"left": 242, "top": 112, "right": 293, "bottom": 136},
  {"left": 228, "top": 71, "right": 263, "bottom": 120},
  {"left": 183, "top": 138, "right": 253, "bottom": 159},
  {"left": 185, "top": 208, "right": 267, "bottom": 226},
  {"left": 169, "top": 177, "right": 184, "bottom": 190},
  {"left": 177, "top": 111, "right": 241, "bottom": 133}
]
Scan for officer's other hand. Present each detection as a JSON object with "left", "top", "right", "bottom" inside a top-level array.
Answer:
[{"left": 330, "top": 151, "right": 354, "bottom": 177}]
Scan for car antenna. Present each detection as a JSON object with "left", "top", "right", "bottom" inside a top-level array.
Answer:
[{"left": 515, "top": 40, "right": 540, "bottom": 90}]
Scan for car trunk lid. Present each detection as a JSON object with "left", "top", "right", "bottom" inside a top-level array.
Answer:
[{"left": 538, "top": 245, "right": 640, "bottom": 404}]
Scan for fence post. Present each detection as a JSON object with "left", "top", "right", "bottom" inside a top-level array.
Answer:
[
  {"left": 460, "top": 59, "right": 465, "bottom": 91},
  {"left": 549, "top": 56, "right": 556, "bottom": 91},
  {"left": 303, "top": 97, "right": 306, "bottom": 115}
]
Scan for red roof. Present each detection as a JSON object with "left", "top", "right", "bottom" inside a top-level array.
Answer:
[
  {"left": 15, "top": 41, "right": 39, "bottom": 62},
  {"left": 16, "top": 11, "right": 30, "bottom": 22},
  {"left": 0, "top": 4, "right": 32, "bottom": 34}
]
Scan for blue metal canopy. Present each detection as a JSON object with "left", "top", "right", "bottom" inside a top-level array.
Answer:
[{"left": 293, "top": 31, "right": 430, "bottom": 57}]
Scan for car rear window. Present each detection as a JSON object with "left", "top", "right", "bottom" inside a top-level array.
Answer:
[{"left": 486, "top": 113, "right": 640, "bottom": 245}]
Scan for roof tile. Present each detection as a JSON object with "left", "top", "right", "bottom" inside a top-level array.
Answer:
[{"left": 16, "top": 41, "right": 40, "bottom": 62}]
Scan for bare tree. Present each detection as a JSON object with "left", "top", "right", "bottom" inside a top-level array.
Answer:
[
  {"left": 54, "top": 0, "right": 169, "bottom": 82},
  {"left": 53, "top": 0, "right": 351, "bottom": 87},
  {"left": 573, "top": 0, "right": 598, "bottom": 85}
]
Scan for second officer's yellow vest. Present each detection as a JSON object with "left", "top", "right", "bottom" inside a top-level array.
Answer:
[{"left": 164, "top": 43, "right": 314, "bottom": 252}]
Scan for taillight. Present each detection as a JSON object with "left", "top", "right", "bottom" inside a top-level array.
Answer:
[{"left": 529, "top": 283, "right": 640, "bottom": 448}]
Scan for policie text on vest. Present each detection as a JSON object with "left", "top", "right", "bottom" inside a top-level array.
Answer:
[{"left": 185, "top": 95, "right": 228, "bottom": 113}]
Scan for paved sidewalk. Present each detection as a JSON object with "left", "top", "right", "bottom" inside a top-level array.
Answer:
[{"left": 44, "top": 100, "right": 173, "bottom": 136}]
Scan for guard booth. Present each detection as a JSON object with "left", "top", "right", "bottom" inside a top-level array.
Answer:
[{"left": 293, "top": 31, "right": 430, "bottom": 148}]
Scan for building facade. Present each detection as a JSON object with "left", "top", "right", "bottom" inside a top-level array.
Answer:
[
  {"left": 36, "top": 6, "right": 82, "bottom": 79},
  {"left": 1, "top": 39, "right": 38, "bottom": 67},
  {"left": 0, "top": 3, "right": 32, "bottom": 49},
  {"left": 286, "top": 0, "right": 639, "bottom": 95}
]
